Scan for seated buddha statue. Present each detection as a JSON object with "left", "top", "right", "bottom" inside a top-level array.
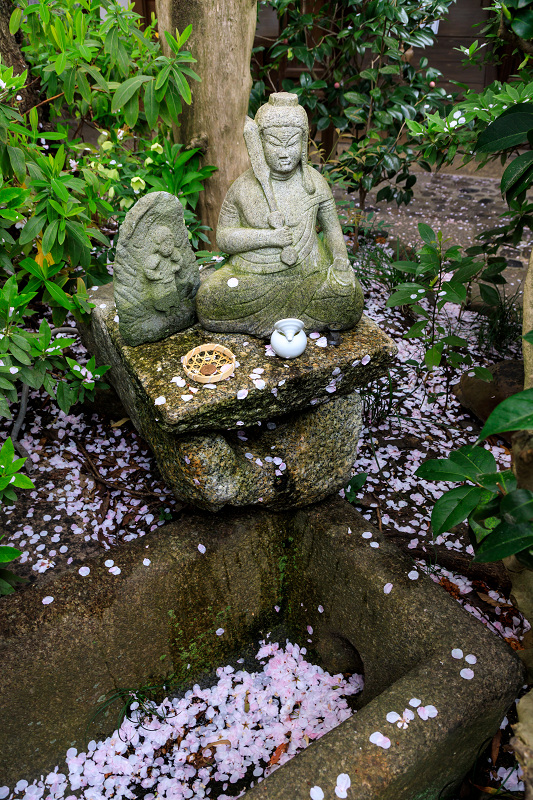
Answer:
[{"left": 195, "top": 92, "right": 364, "bottom": 339}]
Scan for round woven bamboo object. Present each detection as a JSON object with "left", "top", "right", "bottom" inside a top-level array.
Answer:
[{"left": 182, "top": 343, "right": 236, "bottom": 384}]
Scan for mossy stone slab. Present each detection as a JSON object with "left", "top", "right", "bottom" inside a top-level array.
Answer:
[{"left": 86, "top": 283, "right": 396, "bottom": 435}]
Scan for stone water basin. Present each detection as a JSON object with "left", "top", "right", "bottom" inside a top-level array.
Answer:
[{"left": 0, "top": 497, "right": 524, "bottom": 796}]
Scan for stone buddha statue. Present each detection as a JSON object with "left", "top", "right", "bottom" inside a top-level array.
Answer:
[{"left": 195, "top": 92, "right": 364, "bottom": 339}]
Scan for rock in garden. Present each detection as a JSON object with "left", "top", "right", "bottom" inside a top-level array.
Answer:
[
  {"left": 113, "top": 191, "right": 200, "bottom": 346},
  {"left": 454, "top": 360, "right": 523, "bottom": 442}
]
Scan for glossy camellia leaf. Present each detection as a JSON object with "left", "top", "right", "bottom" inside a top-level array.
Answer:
[
  {"left": 476, "top": 110, "right": 533, "bottom": 153},
  {"left": 431, "top": 485, "right": 485, "bottom": 536},
  {"left": 500, "top": 151, "right": 533, "bottom": 198},
  {"left": 416, "top": 445, "right": 496, "bottom": 483},
  {"left": 478, "top": 388, "right": 533, "bottom": 440},
  {"left": 473, "top": 521, "right": 533, "bottom": 562},
  {"left": 500, "top": 489, "right": 533, "bottom": 522},
  {"left": 511, "top": 8, "right": 533, "bottom": 38}
]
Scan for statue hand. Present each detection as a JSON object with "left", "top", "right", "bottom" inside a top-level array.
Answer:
[
  {"left": 268, "top": 226, "right": 293, "bottom": 248},
  {"left": 331, "top": 256, "right": 354, "bottom": 285}
]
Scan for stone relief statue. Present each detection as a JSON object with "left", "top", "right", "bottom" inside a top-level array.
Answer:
[
  {"left": 113, "top": 192, "right": 199, "bottom": 347},
  {"left": 195, "top": 92, "right": 364, "bottom": 339}
]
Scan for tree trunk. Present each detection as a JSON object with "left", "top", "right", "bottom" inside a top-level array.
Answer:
[
  {"left": 0, "top": 0, "right": 26, "bottom": 75},
  {"left": 155, "top": 0, "right": 257, "bottom": 248}
]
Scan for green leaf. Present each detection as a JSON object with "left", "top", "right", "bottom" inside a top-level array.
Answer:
[
  {"left": 51, "top": 179, "right": 70, "bottom": 203},
  {"left": 424, "top": 346, "right": 442, "bottom": 369},
  {"left": 178, "top": 24, "right": 193, "bottom": 47},
  {"left": 476, "top": 111, "right": 533, "bottom": 153},
  {"left": 82, "top": 65, "right": 109, "bottom": 94},
  {"left": 55, "top": 51, "right": 67, "bottom": 76},
  {"left": 56, "top": 380, "right": 77, "bottom": 413},
  {"left": 432, "top": 485, "right": 485, "bottom": 535},
  {"left": 511, "top": 9, "right": 533, "bottom": 38},
  {"left": 418, "top": 223, "right": 437, "bottom": 245},
  {"left": 0, "top": 545, "right": 22, "bottom": 563},
  {"left": 8, "top": 341, "right": 31, "bottom": 365},
  {"left": 473, "top": 521, "right": 533, "bottom": 562},
  {"left": 11, "top": 473, "right": 34, "bottom": 489},
  {"left": 45, "top": 280, "right": 73, "bottom": 310},
  {"left": 171, "top": 65, "right": 192, "bottom": 105},
  {"left": 416, "top": 445, "right": 496, "bottom": 483},
  {"left": 155, "top": 63, "right": 172, "bottom": 92},
  {"left": 501, "top": 151, "right": 533, "bottom": 197},
  {"left": 105, "top": 27, "right": 119, "bottom": 63},
  {"left": 524, "top": 328, "right": 533, "bottom": 346},
  {"left": 111, "top": 75, "right": 151, "bottom": 113},
  {"left": 18, "top": 213, "right": 46, "bottom": 246},
  {"left": 479, "top": 283, "right": 500, "bottom": 306},
  {"left": 76, "top": 69, "right": 92, "bottom": 104},
  {"left": 472, "top": 366, "right": 494, "bottom": 382},
  {"left": 478, "top": 388, "right": 533, "bottom": 440},
  {"left": 42, "top": 219, "right": 60, "bottom": 256},
  {"left": 345, "top": 472, "right": 367, "bottom": 501},
  {"left": 404, "top": 320, "right": 428, "bottom": 338},
  {"left": 500, "top": 489, "right": 533, "bottom": 522},
  {"left": 0, "top": 578, "right": 14, "bottom": 595},
  {"left": 9, "top": 6, "right": 22, "bottom": 34},
  {"left": 143, "top": 80, "right": 159, "bottom": 130},
  {"left": 7, "top": 146, "right": 25, "bottom": 183},
  {"left": 123, "top": 92, "right": 139, "bottom": 128},
  {"left": 163, "top": 81, "right": 183, "bottom": 123}
]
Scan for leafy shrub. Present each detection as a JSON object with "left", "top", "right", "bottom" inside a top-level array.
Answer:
[
  {"left": 0, "top": 274, "right": 110, "bottom": 419},
  {"left": 386, "top": 223, "right": 503, "bottom": 381},
  {"left": 254, "top": 0, "right": 453, "bottom": 213},
  {"left": 81, "top": 132, "right": 215, "bottom": 249},
  {"left": 416, "top": 385, "right": 533, "bottom": 566},
  {"left": 10, "top": 0, "right": 199, "bottom": 134},
  {"left": 0, "top": 436, "right": 34, "bottom": 504}
]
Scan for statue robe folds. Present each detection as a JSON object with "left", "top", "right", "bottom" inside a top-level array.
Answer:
[{"left": 196, "top": 167, "right": 364, "bottom": 339}]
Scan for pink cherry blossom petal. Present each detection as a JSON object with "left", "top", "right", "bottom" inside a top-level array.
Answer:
[
  {"left": 460, "top": 668, "right": 475, "bottom": 680},
  {"left": 369, "top": 731, "right": 391, "bottom": 749}
]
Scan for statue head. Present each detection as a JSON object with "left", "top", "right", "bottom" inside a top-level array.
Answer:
[
  {"left": 254, "top": 93, "right": 315, "bottom": 194},
  {"left": 154, "top": 225, "right": 175, "bottom": 257}
]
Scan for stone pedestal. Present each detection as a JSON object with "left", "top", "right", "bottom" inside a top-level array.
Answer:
[{"left": 80, "top": 283, "right": 396, "bottom": 511}]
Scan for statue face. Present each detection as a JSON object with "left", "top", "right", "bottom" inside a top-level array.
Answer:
[{"left": 261, "top": 126, "right": 302, "bottom": 175}]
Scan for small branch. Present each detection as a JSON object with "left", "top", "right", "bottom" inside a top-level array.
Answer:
[
  {"left": 25, "top": 92, "right": 65, "bottom": 114},
  {"left": 50, "top": 327, "right": 79, "bottom": 337},
  {"left": 11, "top": 383, "right": 34, "bottom": 473},
  {"left": 387, "top": 531, "right": 511, "bottom": 591},
  {"left": 498, "top": 12, "right": 533, "bottom": 56},
  {"left": 74, "top": 438, "right": 163, "bottom": 499}
]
